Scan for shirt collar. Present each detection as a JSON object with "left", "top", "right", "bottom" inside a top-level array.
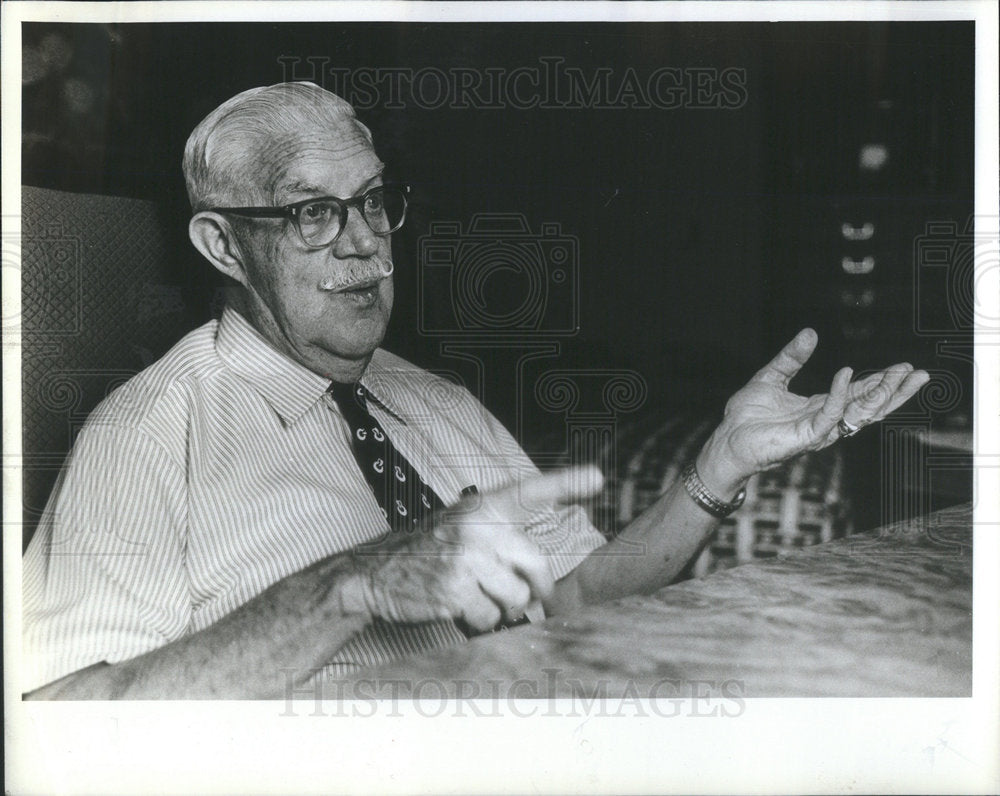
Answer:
[
  {"left": 357, "top": 353, "right": 407, "bottom": 423},
  {"left": 216, "top": 306, "right": 333, "bottom": 426},
  {"left": 215, "top": 306, "right": 408, "bottom": 426}
]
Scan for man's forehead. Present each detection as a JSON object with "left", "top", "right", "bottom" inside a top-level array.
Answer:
[{"left": 253, "top": 122, "right": 383, "bottom": 199}]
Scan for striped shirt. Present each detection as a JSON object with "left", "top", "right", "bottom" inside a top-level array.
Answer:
[{"left": 22, "top": 307, "right": 605, "bottom": 693}]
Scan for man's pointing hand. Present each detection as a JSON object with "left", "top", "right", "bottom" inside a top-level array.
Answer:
[{"left": 343, "top": 466, "right": 604, "bottom": 632}]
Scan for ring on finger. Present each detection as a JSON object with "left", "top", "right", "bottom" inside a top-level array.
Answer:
[{"left": 838, "top": 418, "right": 864, "bottom": 438}]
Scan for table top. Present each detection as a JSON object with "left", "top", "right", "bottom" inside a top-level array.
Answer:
[{"left": 328, "top": 503, "right": 972, "bottom": 698}]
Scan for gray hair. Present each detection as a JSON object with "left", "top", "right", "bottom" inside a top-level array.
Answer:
[{"left": 182, "top": 82, "right": 373, "bottom": 212}]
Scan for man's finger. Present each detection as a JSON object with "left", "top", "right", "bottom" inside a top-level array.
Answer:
[
  {"left": 844, "top": 364, "right": 923, "bottom": 424},
  {"left": 810, "top": 366, "right": 852, "bottom": 438},
  {"left": 882, "top": 364, "right": 916, "bottom": 398},
  {"left": 478, "top": 566, "right": 533, "bottom": 622},
  {"left": 846, "top": 369, "right": 889, "bottom": 402},
  {"left": 498, "top": 531, "right": 555, "bottom": 603},
  {"left": 753, "top": 328, "right": 819, "bottom": 387},
  {"left": 847, "top": 363, "right": 913, "bottom": 411},
  {"left": 507, "top": 465, "right": 605, "bottom": 516},
  {"left": 875, "top": 369, "right": 930, "bottom": 419},
  {"left": 459, "top": 593, "right": 503, "bottom": 633}
]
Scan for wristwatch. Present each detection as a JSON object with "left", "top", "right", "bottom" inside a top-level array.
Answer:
[{"left": 681, "top": 462, "right": 746, "bottom": 519}]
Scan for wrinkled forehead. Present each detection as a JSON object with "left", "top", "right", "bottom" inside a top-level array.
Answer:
[{"left": 255, "top": 120, "right": 384, "bottom": 202}]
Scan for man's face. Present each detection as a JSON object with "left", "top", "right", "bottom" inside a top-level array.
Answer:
[{"left": 236, "top": 120, "right": 394, "bottom": 381}]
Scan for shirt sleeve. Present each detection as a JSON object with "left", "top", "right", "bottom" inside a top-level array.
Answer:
[
  {"left": 22, "top": 423, "right": 190, "bottom": 693},
  {"left": 477, "top": 402, "right": 607, "bottom": 583}
]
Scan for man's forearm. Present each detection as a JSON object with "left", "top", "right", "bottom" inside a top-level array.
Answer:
[
  {"left": 548, "top": 436, "right": 743, "bottom": 613},
  {"left": 26, "top": 553, "right": 373, "bottom": 700}
]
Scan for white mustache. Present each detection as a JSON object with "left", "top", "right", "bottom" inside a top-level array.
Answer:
[{"left": 318, "top": 260, "right": 394, "bottom": 292}]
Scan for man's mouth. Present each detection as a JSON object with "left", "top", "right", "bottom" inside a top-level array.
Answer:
[
  {"left": 337, "top": 277, "right": 379, "bottom": 292},
  {"left": 327, "top": 277, "right": 383, "bottom": 305},
  {"left": 319, "top": 275, "right": 379, "bottom": 292}
]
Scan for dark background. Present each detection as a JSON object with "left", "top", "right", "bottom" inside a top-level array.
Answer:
[{"left": 21, "top": 21, "right": 975, "bottom": 528}]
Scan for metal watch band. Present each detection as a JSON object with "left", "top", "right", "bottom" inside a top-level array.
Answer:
[{"left": 681, "top": 462, "right": 747, "bottom": 519}]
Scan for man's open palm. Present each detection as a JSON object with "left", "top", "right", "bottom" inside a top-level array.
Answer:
[{"left": 715, "top": 328, "right": 930, "bottom": 477}]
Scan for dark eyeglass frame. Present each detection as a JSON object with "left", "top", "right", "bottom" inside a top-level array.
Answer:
[{"left": 206, "top": 183, "right": 411, "bottom": 249}]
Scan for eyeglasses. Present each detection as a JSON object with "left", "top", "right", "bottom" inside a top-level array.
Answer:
[{"left": 207, "top": 184, "right": 411, "bottom": 249}]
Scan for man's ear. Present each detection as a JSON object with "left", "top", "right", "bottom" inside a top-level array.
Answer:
[{"left": 189, "top": 212, "right": 250, "bottom": 286}]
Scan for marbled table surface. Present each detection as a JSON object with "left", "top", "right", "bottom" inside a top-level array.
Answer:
[{"left": 328, "top": 503, "right": 972, "bottom": 698}]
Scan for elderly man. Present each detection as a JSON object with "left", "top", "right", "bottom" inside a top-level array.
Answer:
[{"left": 23, "top": 82, "right": 928, "bottom": 699}]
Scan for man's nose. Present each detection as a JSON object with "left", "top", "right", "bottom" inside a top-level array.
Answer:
[{"left": 332, "top": 206, "right": 380, "bottom": 258}]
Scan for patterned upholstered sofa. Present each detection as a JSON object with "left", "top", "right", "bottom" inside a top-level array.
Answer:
[
  {"left": 582, "top": 413, "right": 851, "bottom": 577},
  {"left": 19, "top": 186, "right": 852, "bottom": 571},
  {"left": 20, "top": 186, "right": 214, "bottom": 547}
]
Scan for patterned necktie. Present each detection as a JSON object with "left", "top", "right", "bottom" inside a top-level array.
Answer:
[
  {"left": 328, "top": 381, "right": 529, "bottom": 635},
  {"left": 328, "top": 381, "right": 444, "bottom": 535}
]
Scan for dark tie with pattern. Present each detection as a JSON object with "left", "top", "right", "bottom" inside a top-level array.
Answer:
[
  {"left": 328, "top": 381, "right": 529, "bottom": 634},
  {"left": 328, "top": 381, "right": 444, "bottom": 534}
]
